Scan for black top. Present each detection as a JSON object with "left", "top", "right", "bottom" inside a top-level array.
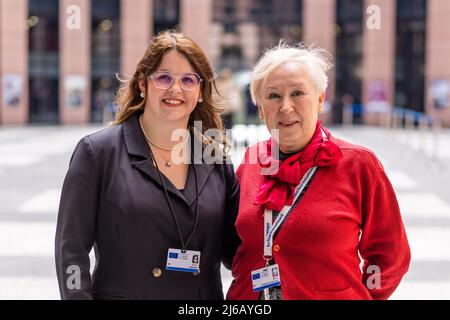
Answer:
[{"left": 279, "top": 150, "right": 300, "bottom": 161}]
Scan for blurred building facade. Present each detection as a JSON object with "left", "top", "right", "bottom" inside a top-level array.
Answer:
[{"left": 0, "top": 0, "right": 449, "bottom": 126}]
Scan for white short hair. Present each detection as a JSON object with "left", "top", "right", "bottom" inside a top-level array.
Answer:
[{"left": 250, "top": 42, "right": 333, "bottom": 105}]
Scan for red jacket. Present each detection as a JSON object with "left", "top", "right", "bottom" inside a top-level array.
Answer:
[{"left": 226, "top": 136, "right": 411, "bottom": 300}]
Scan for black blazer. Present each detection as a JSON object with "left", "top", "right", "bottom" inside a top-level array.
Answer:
[{"left": 55, "top": 112, "right": 240, "bottom": 300}]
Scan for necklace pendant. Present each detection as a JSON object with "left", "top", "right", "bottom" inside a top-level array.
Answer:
[{"left": 165, "top": 160, "right": 172, "bottom": 167}]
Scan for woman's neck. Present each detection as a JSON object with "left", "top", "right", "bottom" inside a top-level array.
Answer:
[
  {"left": 140, "top": 112, "right": 190, "bottom": 149},
  {"left": 279, "top": 132, "right": 315, "bottom": 154},
  {"left": 279, "top": 145, "right": 305, "bottom": 154}
]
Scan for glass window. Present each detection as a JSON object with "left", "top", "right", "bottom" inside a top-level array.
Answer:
[
  {"left": 213, "top": 0, "right": 302, "bottom": 70},
  {"left": 335, "top": 0, "right": 363, "bottom": 124},
  {"left": 28, "top": 0, "right": 59, "bottom": 123},
  {"left": 395, "top": 0, "right": 426, "bottom": 112},
  {"left": 154, "top": 0, "right": 180, "bottom": 34},
  {"left": 91, "top": 0, "right": 120, "bottom": 123}
]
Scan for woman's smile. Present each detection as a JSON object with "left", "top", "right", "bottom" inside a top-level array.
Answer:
[
  {"left": 278, "top": 120, "right": 300, "bottom": 128},
  {"left": 161, "top": 97, "right": 185, "bottom": 107}
]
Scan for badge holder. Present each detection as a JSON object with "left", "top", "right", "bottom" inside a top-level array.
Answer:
[
  {"left": 251, "top": 255, "right": 281, "bottom": 300},
  {"left": 166, "top": 248, "right": 201, "bottom": 273}
]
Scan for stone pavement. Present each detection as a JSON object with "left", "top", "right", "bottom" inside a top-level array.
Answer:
[{"left": 0, "top": 123, "right": 449, "bottom": 299}]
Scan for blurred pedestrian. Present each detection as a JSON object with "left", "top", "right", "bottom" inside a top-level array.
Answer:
[
  {"left": 244, "top": 83, "right": 259, "bottom": 124},
  {"left": 213, "top": 67, "right": 242, "bottom": 129},
  {"left": 55, "top": 31, "right": 240, "bottom": 300},
  {"left": 342, "top": 93, "right": 354, "bottom": 126},
  {"left": 227, "top": 43, "right": 410, "bottom": 300}
]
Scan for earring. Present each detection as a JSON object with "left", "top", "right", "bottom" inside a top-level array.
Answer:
[
  {"left": 140, "top": 92, "right": 145, "bottom": 98},
  {"left": 198, "top": 98, "right": 203, "bottom": 103}
]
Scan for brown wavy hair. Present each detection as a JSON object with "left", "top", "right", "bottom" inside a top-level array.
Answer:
[{"left": 113, "top": 30, "right": 227, "bottom": 150}]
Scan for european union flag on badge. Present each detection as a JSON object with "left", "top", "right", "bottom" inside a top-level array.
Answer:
[
  {"left": 252, "top": 273, "right": 260, "bottom": 280},
  {"left": 169, "top": 252, "right": 178, "bottom": 259}
]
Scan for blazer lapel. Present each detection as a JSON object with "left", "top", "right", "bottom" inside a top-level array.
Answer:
[
  {"left": 122, "top": 113, "right": 215, "bottom": 208},
  {"left": 182, "top": 162, "right": 214, "bottom": 207},
  {"left": 123, "top": 113, "right": 185, "bottom": 201}
]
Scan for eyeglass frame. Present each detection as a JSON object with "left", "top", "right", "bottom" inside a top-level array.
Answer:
[{"left": 147, "top": 70, "right": 203, "bottom": 91}]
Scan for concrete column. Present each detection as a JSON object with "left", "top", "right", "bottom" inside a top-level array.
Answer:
[
  {"left": 210, "top": 23, "right": 223, "bottom": 70},
  {"left": 302, "top": 0, "right": 336, "bottom": 121},
  {"left": 362, "top": 0, "right": 396, "bottom": 126},
  {"left": 121, "top": 0, "right": 153, "bottom": 76},
  {"left": 0, "top": 0, "right": 28, "bottom": 125},
  {"left": 238, "top": 22, "right": 259, "bottom": 69},
  {"left": 426, "top": 0, "right": 450, "bottom": 127},
  {"left": 59, "top": 0, "right": 91, "bottom": 124},
  {"left": 180, "top": 0, "right": 213, "bottom": 63}
]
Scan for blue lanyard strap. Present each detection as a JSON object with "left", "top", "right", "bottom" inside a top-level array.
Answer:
[{"left": 263, "top": 166, "right": 318, "bottom": 260}]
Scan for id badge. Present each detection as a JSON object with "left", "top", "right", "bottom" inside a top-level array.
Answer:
[
  {"left": 251, "top": 264, "right": 281, "bottom": 292},
  {"left": 166, "top": 248, "right": 201, "bottom": 273}
]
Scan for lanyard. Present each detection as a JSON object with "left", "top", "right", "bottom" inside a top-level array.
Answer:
[
  {"left": 148, "top": 134, "right": 199, "bottom": 251},
  {"left": 263, "top": 166, "right": 317, "bottom": 260}
]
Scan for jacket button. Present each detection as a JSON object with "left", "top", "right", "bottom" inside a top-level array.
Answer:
[
  {"left": 273, "top": 244, "right": 280, "bottom": 252},
  {"left": 152, "top": 268, "right": 162, "bottom": 278}
]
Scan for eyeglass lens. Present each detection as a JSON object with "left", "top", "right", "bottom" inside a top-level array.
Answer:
[{"left": 153, "top": 72, "right": 200, "bottom": 90}]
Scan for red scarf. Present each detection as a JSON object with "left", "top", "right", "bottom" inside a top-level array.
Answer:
[{"left": 254, "top": 121, "right": 343, "bottom": 212}]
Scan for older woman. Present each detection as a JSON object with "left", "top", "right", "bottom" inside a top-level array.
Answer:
[
  {"left": 55, "top": 31, "right": 240, "bottom": 300},
  {"left": 226, "top": 44, "right": 410, "bottom": 300}
]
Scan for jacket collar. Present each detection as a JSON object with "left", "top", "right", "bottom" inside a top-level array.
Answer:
[{"left": 122, "top": 112, "right": 214, "bottom": 207}]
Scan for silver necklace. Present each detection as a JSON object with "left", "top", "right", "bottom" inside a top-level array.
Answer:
[{"left": 139, "top": 115, "right": 188, "bottom": 167}]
